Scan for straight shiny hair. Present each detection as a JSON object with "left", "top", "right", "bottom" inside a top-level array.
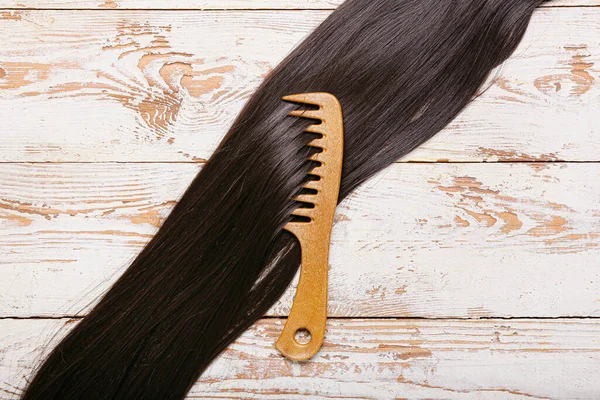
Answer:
[{"left": 22, "top": 0, "right": 546, "bottom": 398}]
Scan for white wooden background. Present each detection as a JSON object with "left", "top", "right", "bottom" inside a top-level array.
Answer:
[{"left": 0, "top": 1, "right": 599, "bottom": 399}]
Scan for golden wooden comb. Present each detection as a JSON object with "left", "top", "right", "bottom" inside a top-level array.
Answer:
[{"left": 275, "top": 92, "right": 344, "bottom": 361}]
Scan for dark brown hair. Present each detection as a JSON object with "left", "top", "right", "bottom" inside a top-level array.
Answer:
[{"left": 22, "top": 1, "right": 545, "bottom": 399}]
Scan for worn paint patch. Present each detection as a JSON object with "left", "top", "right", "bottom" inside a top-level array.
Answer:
[
  {"left": 93, "top": 19, "right": 237, "bottom": 139},
  {"left": 433, "top": 173, "right": 598, "bottom": 253},
  {"left": 41, "top": 229, "right": 154, "bottom": 239},
  {"left": 497, "top": 212, "right": 523, "bottom": 234},
  {"left": 97, "top": 22, "right": 188, "bottom": 135},
  {"left": 527, "top": 216, "right": 569, "bottom": 237},
  {"left": 0, "top": 213, "right": 33, "bottom": 227},
  {"left": 128, "top": 201, "right": 176, "bottom": 228},
  {"left": 534, "top": 45, "right": 595, "bottom": 97},
  {"left": 0, "top": 198, "right": 63, "bottom": 221},
  {"left": 463, "top": 209, "right": 497, "bottom": 227},
  {"left": 394, "top": 347, "right": 433, "bottom": 360},
  {"left": 181, "top": 65, "right": 234, "bottom": 98},
  {"left": 395, "top": 285, "right": 408, "bottom": 295},
  {"left": 366, "top": 285, "right": 386, "bottom": 300},
  {"left": 0, "top": 62, "right": 52, "bottom": 90},
  {"left": 1, "top": 11, "right": 22, "bottom": 21},
  {"left": 477, "top": 147, "right": 559, "bottom": 162},
  {"left": 494, "top": 77, "right": 537, "bottom": 101},
  {"left": 99, "top": 0, "right": 118, "bottom": 9},
  {"left": 567, "top": 45, "right": 595, "bottom": 96},
  {"left": 455, "top": 216, "right": 470, "bottom": 227}
]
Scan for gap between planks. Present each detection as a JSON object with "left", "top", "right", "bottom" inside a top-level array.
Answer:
[
  {"left": 0, "top": 160, "right": 598, "bottom": 164},
  {"left": 0, "top": 6, "right": 595, "bottom": 10},
  {"left": 0, "top": 4, "right": 596, "bottom": 11},
  {"left": 4, "top": 316, "right": 600, "bottom": 321}
]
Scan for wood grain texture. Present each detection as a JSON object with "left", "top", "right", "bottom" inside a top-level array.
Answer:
[
  {"left": 0, "top": 0, "right": 592, "bottom": 10},
  {"left": 0, "top": 8, "right": 598, "bottom": 162},
  {"left": 1, "top": 162, "right": 598, "bottom": 318},
  {"left": 2, "top": 318, "right": 600, "bottom": 399},
  {"left": 0, "top": 3, "right": 597, "bottom": 397}
]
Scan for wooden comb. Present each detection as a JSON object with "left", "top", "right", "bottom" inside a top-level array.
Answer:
[{"left": 275, "top": 92, "right": 344, "bottom": 361}]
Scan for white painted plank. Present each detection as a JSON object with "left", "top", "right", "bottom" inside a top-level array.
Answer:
[
  {"left": 0, "top": 8, "right": 598, "bottom": 162},
  {"left": 0, "top": 0, "right": 591, "bottom": 10},
  {"left": 2, "top": 318, "right": 600, "bottom": 399},
  {"left": 1, "top": 162, "right": 598, "bottom": 318}
]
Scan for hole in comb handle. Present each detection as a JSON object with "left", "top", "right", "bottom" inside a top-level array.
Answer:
[{"left": 294, "top": 328, "right": 312, "bottom": 345}]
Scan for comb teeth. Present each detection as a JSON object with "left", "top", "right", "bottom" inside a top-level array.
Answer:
[
  {"left": 296, "top": 194, "right": 316, "bottom": 204},
  {"left": 284, "top": 92, "right": 343, "bottom": 225},
  {"left": 309, "top": 152, "right": 324, "bottom": 163},
  {"left": 303, "top": 179, "right": 320, "bottom": 190},
  {"left": 282, "top": 93, "right": 325, "bottom": 108},
  {"left": 290, "top": 206, "right": 314, "bottom": 219},
  {"left": 283, "top": 93, "right": 327, "bottom": 126},
  {"left": 305, "top": 124, "right": 326, "bottom": 136},
  {"left": 288, "top": 109, "right": 323, "bottom": 121},
  {"left": 276, "top": 92, "right": 343, "bottom": 362},
  {"left": 284, "top": 93, "right": 331, "bottom": 154},
  {"left": 309, "top": 165, "right": 325, "bottom": 177},
  {"left": 292, "top": 184, "right": 320, "bottom": 220},
  {"left": 308, "top": 136, "right": 325, "bottom": 149}
]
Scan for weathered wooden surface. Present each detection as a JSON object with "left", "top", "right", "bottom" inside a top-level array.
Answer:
[
  {"left": 1, "top": 162, "right": 598, "bottom": 319},
  {"left": 1, "top": 2, "right": 599, "bottom": 398},
  {"left": 0, "top": 8, "right": 598, "bottom": 162},
  {"left": 2, "top": 318, "right": 600, "bottom": 399},
  {"left": 0, "top": 0, "right": 592, "bottom": 9}
]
